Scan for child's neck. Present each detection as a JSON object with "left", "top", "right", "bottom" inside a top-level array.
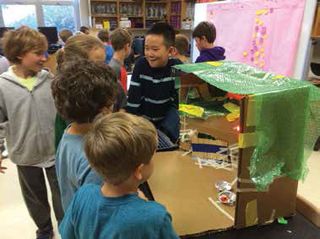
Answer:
[
  {"left": 13, "top": 65, "right": 37, "bottom": 78},
  {"left": 113, "top": 51, "right": 127, "bottom": 65},
  {"left": 67, "top": 122, "right": 92, "bottom": 135},
  {"left": 202, "top": 42, "right": 215, "bottom": 50},
  {"left": 177, "top": 54, "right": 188, "bottom": 63},
  {"left": 101, "top": 181, "right": 138, "bottom": 197}
]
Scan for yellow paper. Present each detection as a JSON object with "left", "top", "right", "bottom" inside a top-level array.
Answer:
[
  {"left": 179, "top": 104, "right": 204, "bottom": 118},
  {"left": 256, "top": 9, "right": 269, "bottom": 16},
  {"left": 226, "top": 112, "right": 239, "bottom": 122},
  {"left": 223, "top": 102, "right": 239, "bottom": 113},
  {"left": 273, "top": 75, "right": 285, "bottom": 80},
  {"left": 207, "top": 61, "right": 223, "bottom": 67},
  {"left": 223, "top": 102, "right": 240, "bottom": 122}
]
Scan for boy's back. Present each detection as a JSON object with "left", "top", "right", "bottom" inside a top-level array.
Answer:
[
  {"left": 60, "top": 184, "right": 178, "bottom": 239},
  {"left": 192, "top": 21, "right": 226, "bottom": 63},
  {"left": 56, "top": 132, "right": 102, "bottom": 211}
]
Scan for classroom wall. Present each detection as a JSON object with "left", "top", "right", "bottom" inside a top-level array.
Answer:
[
  {"left": 193, "top": 0, "right": 317, "bottom": 80},
  {"left": 79, "top": 0, "right": 90, "bottom": 27}
]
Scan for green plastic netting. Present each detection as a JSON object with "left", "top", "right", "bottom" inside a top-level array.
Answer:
[{"left": 173, "top": 61, "right": 320, "bottom": 190}]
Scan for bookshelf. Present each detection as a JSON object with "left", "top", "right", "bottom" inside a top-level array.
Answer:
[{"left": 89, "top": 0, "right": 195, "bottom": 30}]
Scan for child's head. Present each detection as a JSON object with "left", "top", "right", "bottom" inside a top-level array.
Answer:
[
  {"left": 59, "top": 34, "right": 105, "bottom": 66},
  {"left": 192, "top": 21, "right": 216, "bottom": 51},
  {"left": 2, "top": 26, "right": 47, "bottom": 73},
  {"left": 174, "top": 34, "right": 189, "bottom": 57},
  {"left": 52, "top": 59, "right": 117, "bottom": 124},
  {"left": 59, "top": 29, "right": 73, "bottom": 43},
  {"left": 97, "top": 29, "right": 110, "bottom": 43},
  {"left": 80, "top": 26, "right": 90, "bottom": 35},
  {"left": 110, "top": 28, "right": 132, "bottom": 57},
  {"left": 85, "top": 112, "right": 158, "bottom": 186},
  {"left": 145, "top": 22, "right": 175, "bottom": 68}
]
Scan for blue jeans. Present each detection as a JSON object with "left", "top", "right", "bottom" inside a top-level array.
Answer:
[{"left": 158, "top": 107, "right": 180, "bottom": 143}]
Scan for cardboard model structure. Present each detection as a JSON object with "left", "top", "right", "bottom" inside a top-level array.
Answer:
[{"left": 148, "top": 61, "right": 320, "bottom": 236}]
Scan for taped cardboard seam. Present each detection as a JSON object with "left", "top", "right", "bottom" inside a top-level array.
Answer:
[
  {"left": 245, "top": 199, "right": 258, "bottom": 227},
  {"left": 264, "top": 209, "right": 276, "bottom": 224},
  {"left": 238, "top": 178, "right": 254, "bottom": 184},
  {"left": 237, "top": 187, "right": 269, "bottom": 193},
  {"left": 238, "top": 132, "right": 257, "bottom": 148}
]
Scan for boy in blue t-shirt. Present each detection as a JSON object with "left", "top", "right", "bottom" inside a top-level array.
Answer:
[
  {"left": 59, "top": 112, "right": 179, "bottom": 239},
  {"left": 52, "top": 59, "right": 117, "bottom": 211},
  {"left": 97, "top": 29, "right": 114, "bottom": 64},
  {"left": 126, "top": 22, "right": 181, "bottom": 143}
]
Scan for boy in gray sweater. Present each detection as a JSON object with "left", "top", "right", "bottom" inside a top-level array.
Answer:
[{"left": 0, "top": 27, "right": 63, "bottom": 239}]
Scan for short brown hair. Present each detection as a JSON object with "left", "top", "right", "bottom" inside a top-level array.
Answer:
[
  {"left": 52, "top": 59, "right": 117, "bottom": 123},
  {"left": 2, "top": 26, "right": 47, "bottom": 64},
  {"left": 59, "top": 29, "right": 73, "bottom": 43},
  {"left": 97, "top": 29, "right": 110, "bottom": 43},
  {"left": 110, "top": 28, "right": 132, "bottom": 51},
  {"left": 175, "top": 34, "right": 189, "bottom": 56},
  {"left": 85, "top": 112, "right": 158, "bottom": 185},
  {"left": 192, "top": 21, "right": 216, "bottom": 44},
  {"left": 80, "top": 26, "right": 89, "bottom": 34},
  {"left": 57, "top": 34, "right": 104, "bottom": 66}
]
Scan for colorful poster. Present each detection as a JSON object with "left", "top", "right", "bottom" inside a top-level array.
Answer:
[{"left": 206, "top": 0, "right": 306, "bottom": 77}]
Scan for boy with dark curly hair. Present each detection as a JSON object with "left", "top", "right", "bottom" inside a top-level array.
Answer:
[{"left": 51, "top": 59, "right": 117, "bottom": 211}]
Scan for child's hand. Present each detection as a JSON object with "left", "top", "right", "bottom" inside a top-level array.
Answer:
[
  {"left": 137, "top": 189, "right": 148, "bottom": 201},
  {"left": 0, "top": 156, "right": 7, "bottom": 174}
]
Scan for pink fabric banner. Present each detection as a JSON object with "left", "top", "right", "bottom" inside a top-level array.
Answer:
[{"left": 206, "top": 0, "right": 306, "bottom": 77}]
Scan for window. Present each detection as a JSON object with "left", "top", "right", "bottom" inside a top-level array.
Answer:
[
  {"left": 1, "top": 5, "right": 37, "bottom": 29},
  {"left": 43, "top": 5, "right": 76, "bottom": 31},
  {"left": 0, "top": 0, "right": 79, "bottom": 32}
]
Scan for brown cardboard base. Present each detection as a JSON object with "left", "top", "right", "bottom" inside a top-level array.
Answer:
[{"left": 149, "top": 151, "right": 237, "bottom": 235}]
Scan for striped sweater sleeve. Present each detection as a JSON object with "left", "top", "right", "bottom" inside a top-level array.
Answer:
[{"left": 126, "top": 63, "right": 142, "bottom": 115}]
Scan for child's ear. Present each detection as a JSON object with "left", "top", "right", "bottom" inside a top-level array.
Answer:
[
  {"left": 100, "top": 105, "right": 113, "bottom": 115},
  {"left": 134, "top": 164, "right": 144, "bottom": 182},
  {"left": 201, "top": 36, "right": 208, "bottom": 43},
  {"left": 168, "top": 46, "right": 175, "bottom": 56},
  {"left": 171, "top": 47, "right": 178, "bottom": 57}
]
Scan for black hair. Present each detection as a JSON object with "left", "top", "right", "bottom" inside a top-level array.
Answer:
[{"left": 146, "top": 22, "right": 175, "bottom": 47}]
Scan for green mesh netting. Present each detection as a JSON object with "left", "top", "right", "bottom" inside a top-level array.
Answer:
[{"left": 174, "top": 61, "right": 320, "bottom": 190}]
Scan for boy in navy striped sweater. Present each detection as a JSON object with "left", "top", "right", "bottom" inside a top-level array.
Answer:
[{"left": 126, "top": 22, "right": 181, "bottom": 142}]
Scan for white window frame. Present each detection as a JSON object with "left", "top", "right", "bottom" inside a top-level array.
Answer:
[{"left": 0, "top": 0, "right": 80, "bottom": 30}]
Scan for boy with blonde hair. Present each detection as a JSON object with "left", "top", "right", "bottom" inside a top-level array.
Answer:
[
  {"left": 0, "top": 26, "right": 63, "bottom": 239},
  {"left": 173, "top": 33, "right": 190, "bottom": 63},
  {"left": 59, "top": 112, "right": 179, "bottom": 239}
]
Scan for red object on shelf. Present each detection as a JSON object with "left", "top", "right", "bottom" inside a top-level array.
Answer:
[{"left": 226, "top": 92, "right": 244, "bottom": 101}]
